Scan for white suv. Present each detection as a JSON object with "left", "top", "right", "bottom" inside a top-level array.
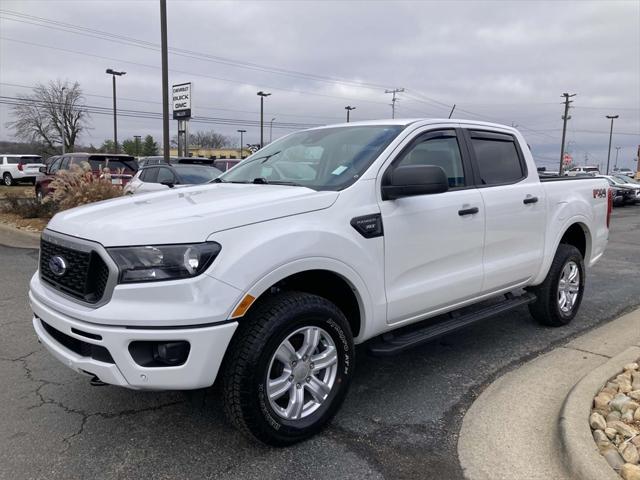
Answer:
[
  {"left": 564, "top": 165, "right": 600, "bottom": 176},
  {"left": 0, "top": 154, "right": 45, "bottom": 186}
]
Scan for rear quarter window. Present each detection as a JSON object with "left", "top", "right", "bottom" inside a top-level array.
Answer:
[{"left": 469, "top": 132, "right": 524, "bottom": 185}]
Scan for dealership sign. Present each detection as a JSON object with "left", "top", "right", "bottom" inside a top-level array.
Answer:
[{"left": 172, "top": 82, "right": 192, "bottom": 120}]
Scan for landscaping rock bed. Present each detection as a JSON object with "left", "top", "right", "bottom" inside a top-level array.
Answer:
[{"left": 591, "top": 361, "right": 640, "bottom": 480}]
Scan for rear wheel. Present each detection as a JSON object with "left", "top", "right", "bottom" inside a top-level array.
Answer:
[
  {"left": 528, "top": 244, "right": 585, "bottom": 327},
  {"left": 3, "top": 173, "right": 13, "bottom": 186},
  {"left": 221, "top": 291, "right": 354, "bottom": 446}
]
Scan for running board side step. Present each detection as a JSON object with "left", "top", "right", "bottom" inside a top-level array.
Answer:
[{"left": 368, "top": 292, "right": 536, "bottom": 356}]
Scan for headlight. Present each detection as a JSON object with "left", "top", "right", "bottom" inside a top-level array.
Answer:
[{"left": 108, "top": 242, "right": 221, "bottom": 283}]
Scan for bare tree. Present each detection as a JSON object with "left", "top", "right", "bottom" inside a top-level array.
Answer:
[
  {"left": 6, "top": 80, "right": 89, "bottom": 153},
  {"left": 190, "top": 130, "right": 231, "bottom": 148}
]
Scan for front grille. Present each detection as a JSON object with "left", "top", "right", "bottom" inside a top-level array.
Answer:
[
  {"left": 41, "top": 319, "right": 114, "bottom": 364},
  {"left": 40, "top": 239, "right": 110, "bottom": 303}
]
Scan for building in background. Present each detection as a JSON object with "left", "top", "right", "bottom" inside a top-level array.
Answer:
[{"left": 168, "top": 147, "right": 251, "bottom": 159}]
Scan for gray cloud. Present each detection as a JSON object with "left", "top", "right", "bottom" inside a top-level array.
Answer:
[{"left": 0, "top": 0, "right": 638, "bottom": 169}]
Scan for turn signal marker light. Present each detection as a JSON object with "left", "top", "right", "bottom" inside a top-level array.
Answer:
[{"left": 231, "top": 294, "right": 256, "bottom": 319}]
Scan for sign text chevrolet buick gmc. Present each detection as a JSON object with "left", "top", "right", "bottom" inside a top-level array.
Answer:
[{"left": 30, "top": 119, "right": 610, "bottom": 445}]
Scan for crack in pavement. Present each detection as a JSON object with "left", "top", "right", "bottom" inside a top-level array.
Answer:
[
  {"left": 562, "top": 346, "right": 612, "bottom": 359},
  {"left": 5, "top": 349, "right": 186, "bottom": 453}
]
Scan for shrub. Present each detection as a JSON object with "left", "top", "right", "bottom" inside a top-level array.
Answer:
[
  {"left": 1, "top": 192, "right": 55, "bottom": 218},
  {"left": 45, "top": 162, "right": 123, "bottom": 211}
]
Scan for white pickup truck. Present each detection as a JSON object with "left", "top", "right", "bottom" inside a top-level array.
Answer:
[{"left": 29, "top": 119, "right": 611, "bottom": 446}]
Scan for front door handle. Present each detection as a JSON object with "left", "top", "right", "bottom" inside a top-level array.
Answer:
[
  {"left": 523, "top": 196, "right": 539, "bottom": 205},
  {"left": 458, "top": 207, "right": 479, "bottom": 216}
]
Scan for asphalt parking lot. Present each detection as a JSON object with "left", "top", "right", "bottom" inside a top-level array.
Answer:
[{"left": 1, "top": 206, "right": 639, "bottom": 480}]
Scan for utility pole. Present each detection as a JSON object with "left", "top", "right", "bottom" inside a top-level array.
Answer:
[
  {"left": 257, "top": 91, "right": 271, "bottom": 148},
  {"left": 605, "top": 114, "right": 619, "bottom": 174},
  {"left": 270, "top": 117, "right": 276, "bottom": 143},
  {"left": 106, "top": 69, "right": 126, "bottom": 153},
  {"left": 559, "top": 92, "right": 576, "bottom": 176},
  {"left": 614, "top": 146, "right": 621, "bottom": 171},
  {"left": 385, "top": 88, "right": 405, "bottom": 119},
  {"left": 237, "top": 129, "right": 246, "bottom": 159},
  {"left": 134, "top": 135, "right": 141, "bottom": 157},
  {"left": 160, "top": 0, "right": 170, "bottom": 163},
  {"left": 345, "top": 105, "right": 356, "bottom": 122}
]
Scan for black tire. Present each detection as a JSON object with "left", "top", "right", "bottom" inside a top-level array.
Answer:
[
  {"left": 528, "top": 244, "right": 585, "bottom": 327},
  {"left": 221, "top": 291, "right": 354, "bottom": 446},
  {"left": 3, "top": 173, "right": 13, "bottom": 186}
]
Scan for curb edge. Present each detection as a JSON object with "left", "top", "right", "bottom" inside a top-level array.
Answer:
[{"left": 559, "top": 345, "right": 640, "bottom": 480}]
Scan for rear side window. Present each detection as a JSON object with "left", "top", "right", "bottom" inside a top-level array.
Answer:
[{"left": 469, "top": 132, "right": 524, "bottom": 185}]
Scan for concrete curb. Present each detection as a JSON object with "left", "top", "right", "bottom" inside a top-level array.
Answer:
[
  {"left": 0, "top": 222, "right": 41, "bottom": 249},
  {"left": 559, "top": 346, "right": 640, "bottom": 480}
]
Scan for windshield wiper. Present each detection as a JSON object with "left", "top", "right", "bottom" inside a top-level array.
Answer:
[{"left": 251, "top": 177, "right": 301, "bottom": 186}]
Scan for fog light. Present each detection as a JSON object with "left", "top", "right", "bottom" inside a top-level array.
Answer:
[
  {"left": 154, "top": 341, "right": 190, "bottom": 366},
  {"left": 128, "top": 340, "right": 191, "bottom": 367}
]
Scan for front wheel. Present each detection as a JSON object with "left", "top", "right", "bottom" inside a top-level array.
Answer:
[
  {"left": 221, "top": 291, "right": 354, "bottom": 446},
  {"left": 528, "top": 244, "right": 585, "bottom": 327}
]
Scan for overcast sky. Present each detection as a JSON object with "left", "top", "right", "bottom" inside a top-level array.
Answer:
[{"left": 1, "top": 0, "right": 638, "bottom": 170}]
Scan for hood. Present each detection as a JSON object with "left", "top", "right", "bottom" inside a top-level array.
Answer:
[{"left": 46, "top": 183, "right": 339, "bottom": 246}]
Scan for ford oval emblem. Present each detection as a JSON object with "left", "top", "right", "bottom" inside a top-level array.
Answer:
[{"left": 49, "top": 256, "right": 68, "bottom": 277}]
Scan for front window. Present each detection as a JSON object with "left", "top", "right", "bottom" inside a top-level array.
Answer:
[{"left": 220, "top": 125, "right": 405, "bottom": 190}]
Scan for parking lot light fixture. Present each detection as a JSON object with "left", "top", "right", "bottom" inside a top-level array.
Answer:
[
  {"left": 257, "top": 91, "right": 271, "bottom": 148},
  {"left": 237, "top": 129, "right": 246, "bottom": 159},
  {"left": 345, "top": 106, "right": 356, "bottom": 122},
  {"left": 605, "top": 115, "right": 619, "bottom": 175},
  {"left": 106, "top": 69, "right": 126, "bottom": 153}
]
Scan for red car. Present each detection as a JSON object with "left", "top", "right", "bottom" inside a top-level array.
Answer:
[{"left": 35, "top": 153, "right": 138, "bottom": 201}]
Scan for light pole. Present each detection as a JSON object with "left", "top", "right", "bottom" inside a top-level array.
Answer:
[
  {"left": 106, "top": 68, "right": 126, "bottom": 153},
  {"left": 257, "top": 91, "right": 271, "bottom": 148},
  {"left": 614, "top": 146, "right": 621, "bottom": 171},
  {"left": 134, "top": 135, "right": 141, "bottom": 157},
  {"left": 605, "top": 114, "right": 619, "bottom": 174},
  {"left": 237, "top": 129, "right": 246, "bottom": 159},
  {"left": 269, "top": 117, "right": 276, "bottom": 143},
  {"left": 345, "top": 106, "right": 356, "bottom": 122}
]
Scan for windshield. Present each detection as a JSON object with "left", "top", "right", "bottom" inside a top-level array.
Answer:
[
  {"left": 220, "top": 125, "right": 405, "bottom": 190},
  {"left": 88, "top": 157, "right": 138, "bottom": 172},
  {"left": 175, "top": 166, "right": 221, "bottom": 183},
  {"left": 615, "top": 175, "right": 639, "bottom": 184}
]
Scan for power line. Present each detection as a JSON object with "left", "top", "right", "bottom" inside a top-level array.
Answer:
[
  {"left": 0, "top": 9, "right": 392, "bottom": 91},
  {"left": 0, "top": 95, "right": 322, "bottom": 130},
  {"left": 0, "top": 81, "right": 344, "bottom": 122},
  {"left": 0, "top": 36, "right": 392, "bottom": 107}
]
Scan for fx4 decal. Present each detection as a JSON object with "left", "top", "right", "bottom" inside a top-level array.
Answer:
[{"left": 593, "top": 188, "right": 607, "bottom": 199}]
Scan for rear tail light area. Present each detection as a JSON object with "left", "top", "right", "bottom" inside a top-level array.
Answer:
[
  {"left": 17, "top": 162, "right": 23, "bottom": 171},
  {"left": 607, "top": 188, "right": 613, "bottom": 228}
]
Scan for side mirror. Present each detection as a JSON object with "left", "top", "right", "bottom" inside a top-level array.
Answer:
[
  {"left": 382, "top": 165, "right": 449, "bottom": 200},
  {"left": 39, "top": 166, "right": 47, "bottom": 174},
  {"left": 160, "top": 181, "right": 175, "bottom": 188}
]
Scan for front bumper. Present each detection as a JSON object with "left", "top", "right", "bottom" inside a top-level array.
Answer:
[{"left": 29, "top": 273, "right": 241, "bottom": 390}]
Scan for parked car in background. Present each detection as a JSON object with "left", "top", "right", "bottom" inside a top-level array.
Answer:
[
  {"left": 35, "top": 153, "right": 138, "bottom": 200},
  {"left": 124, "top": 163, "right": 222, "bottom": 195},
  {"left": 598, "top": 176, "right": 635, "bottom": 206},
  {"left": 565, "top": 166, "right": 600, "bottom": 176},
  {"left": 138, "top": 156, "right": 222, "bottom": 168},
  {"left": 611, "top": 174, "right": 640, "bottom": 203},
  {"left": 614, "top": 168, "right": 635, "bottom": 177},
  {"left": 213, "top": 159, "right": 241, "bottom": 172},
  {"left": 44, "top": 155, "right": 61, "bottom": 167},
  {"left": 0, "top": 154, "right": 45, "bottom": 186}
]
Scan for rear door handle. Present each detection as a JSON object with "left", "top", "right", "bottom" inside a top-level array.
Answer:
[
  {"left": 523, "top": 196, "right": 539, "bottom": 205},
  {"left": 458, "top": 207, "right": 479, "bottom": 216}
]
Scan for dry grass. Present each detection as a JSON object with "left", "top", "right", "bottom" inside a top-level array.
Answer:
[
  {"left": 0, "top": 185, "right": 35, "bottom": 199},
  {"left": 45, "top": 162, "right": 123, "bottom": 211}
]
